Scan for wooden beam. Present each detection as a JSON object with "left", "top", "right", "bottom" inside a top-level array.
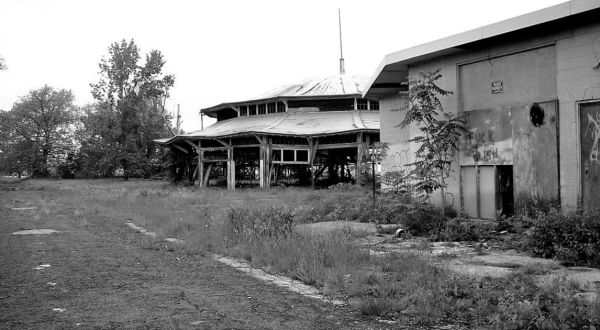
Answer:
[
  {"left": 356, "top": 132, "right": 364, "bottom": 186},
  {"left": 259, "top": 144, "right": 266, "bottom": 188},
  {"left": 201, "top": 159, "right": 228, "bottom": 163},
  {"left": 216, "top": 139, "right": 231, "bottom": 148},
  {"left": 199, "top": 146, "right": 230, "bottom": 151},
  {"left": 254, "top": 134, "right": 264, "bottom": 145},
  {"left": 198, "top": 150, "right": 204, "bottom": 189},
  {"left": 183, "top": 139, "right": 200, "bottom": 151},
  {"left": 203, "top": 164, "right": 213, "bottom": 187},
  {"left": 227, "top": 148, "right": 235, "bottom": 190},
  {"left": 270, "top": 144, "right": 310, "bottom": 150},
  {"left": 308, "top": 138, "right": 319, "bottom": 190},
  {"left": 317, "top": 142, "right": 359, "bottom": 150},
  {"left": 172, "top": 144, "right": 189, "bottom": 154}
]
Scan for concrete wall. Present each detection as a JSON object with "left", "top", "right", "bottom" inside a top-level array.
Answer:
[
  {"left": 556, "top": 23, "right": 600, "bottom": 209},
  {"left": 378, "top": 18, "right": 600, "bottom": 212}
]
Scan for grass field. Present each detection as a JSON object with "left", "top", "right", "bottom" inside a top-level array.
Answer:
[{"left": 11, "top": 179, "right": 600, "bottom": 329}]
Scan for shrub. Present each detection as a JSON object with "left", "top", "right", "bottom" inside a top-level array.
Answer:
[
  {"left": 433, "top": 218, "right": 495, "bottom": 242},
  {"left": 399, "top": 203, "right": 447, "bottom": 236},
  {"left": 528, "top": 209, "right": 600, "bottom": 267}
]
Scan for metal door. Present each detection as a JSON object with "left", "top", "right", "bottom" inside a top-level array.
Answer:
[{"left": 580, "top": 102, "right": 600, "bottom": 210}]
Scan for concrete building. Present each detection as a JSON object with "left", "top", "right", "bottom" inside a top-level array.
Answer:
[{"left": 364, "top": 0, "right": 600, "bottom": 217}]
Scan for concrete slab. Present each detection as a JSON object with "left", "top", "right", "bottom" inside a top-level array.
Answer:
[{"left": 12, "top": 229, "right": 59, "bottom": 235}]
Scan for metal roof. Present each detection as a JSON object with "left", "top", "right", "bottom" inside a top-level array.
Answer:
[
  {"left": 202, "top": 74, "right": 369, "bottom": 114},
  {"left": 156, "top": 110, "right": 379, "bottom": 145},
  {"left": 363, "top": 0, "right": 600, "bottom": 99}
]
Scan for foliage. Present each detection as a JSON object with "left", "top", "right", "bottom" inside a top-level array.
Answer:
[
  {"left": 528, "top": 208, "right": 600, "bottom": 267},
  {"left": 381, "top": 170, "right": 410, "bottom": 192},
  {"left": 399, "top": 70, "right": 467, "bottom": 213},
  {"left": 0, "top": 55, "right": 6, "bottom": 70},
  {"left": 82, "top": 39, "right": 175, "bottom": 179},
  {"left": 432, "top": 217, "right": 495, "bottom": 242},
  {"left": 0, "top": 86, "right": 79, "bottom": 177},
  {"left": 398, "top": 202, "right": 447, "bottom": 236}
]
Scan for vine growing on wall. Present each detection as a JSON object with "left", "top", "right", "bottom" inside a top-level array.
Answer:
[{"left": 400, "top": 69, "right": 468, "bottom": 214}]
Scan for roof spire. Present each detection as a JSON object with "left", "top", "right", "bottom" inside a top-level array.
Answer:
[{"left": 338, "top": 8, "right": 345, "bottom": 75}]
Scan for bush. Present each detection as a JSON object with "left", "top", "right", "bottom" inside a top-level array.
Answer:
[
  {"left": 433, "top": 218, "right": 495, "bottom": 242},
  {"left": 399, "top": 203, "right": 447, "bottom": 236},
  {"left": 528, "top": 209, "right": 600, "bottom": 267}
]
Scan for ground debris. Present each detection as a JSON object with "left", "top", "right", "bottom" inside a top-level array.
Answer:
[{"left": 12, "top": 229, "right": 59, "bottom": 235}]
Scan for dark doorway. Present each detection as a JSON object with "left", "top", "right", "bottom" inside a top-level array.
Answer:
[{"left": 496, "top": 165, "right": 514, "bottom": 216}]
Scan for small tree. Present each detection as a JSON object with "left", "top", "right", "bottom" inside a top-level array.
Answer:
[
  {"left": 0, "top": 86, "right": 79, "bottom": 177},
  {"left": 400, "top": 70, "right": 467, "bottom": 214}
]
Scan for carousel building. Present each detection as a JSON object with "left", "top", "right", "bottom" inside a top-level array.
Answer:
[{"left": 156, "top": 74, "right": 380, "bottom": 189}]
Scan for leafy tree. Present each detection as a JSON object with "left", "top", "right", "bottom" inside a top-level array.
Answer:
[
  {"left": 85, "top": 39, "right": 175, "bottom": 179},
  {"left": 0, "top": 86, "right": 79, "bottom": 176},
  {"left": 0, "top": 55, "right": 6, "bottom": 70},
  {"left": 400, "top": 70, "right": 467, "bottom": 214}
]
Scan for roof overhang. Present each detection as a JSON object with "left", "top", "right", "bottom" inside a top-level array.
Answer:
[
  {"left": 201, "top": 94, "right": 363, "bottom": 118},
  {"left": 155, "top": 111, "right": 380, "bottom": 145},
  {"left": 363, "top": 0, "right": 600, "bottom": 99}
]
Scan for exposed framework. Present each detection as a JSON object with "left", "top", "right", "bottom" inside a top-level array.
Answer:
[{"left": 163, "top": 129, "right": 379, "bottom": 189}]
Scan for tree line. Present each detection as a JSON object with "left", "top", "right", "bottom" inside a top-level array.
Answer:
[{"left": 0, "top": 39, "right": 176, "bottom": 179}]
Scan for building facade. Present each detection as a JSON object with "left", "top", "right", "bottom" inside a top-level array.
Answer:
[{"left": 364, "top": 0, "right": 600, "bottom": 216}]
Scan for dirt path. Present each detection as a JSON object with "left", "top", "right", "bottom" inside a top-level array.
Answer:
[{"left": 0, "top": 185, "right": 385, "bottom": 329}]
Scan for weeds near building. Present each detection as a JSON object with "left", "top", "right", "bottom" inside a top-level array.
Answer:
[{"left": 399, "top": 70, "right": 467, "bottom": 214}]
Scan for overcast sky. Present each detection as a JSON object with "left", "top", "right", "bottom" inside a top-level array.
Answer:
[{"left": 0, "top": 0, "right": 566, "bottom": 132}]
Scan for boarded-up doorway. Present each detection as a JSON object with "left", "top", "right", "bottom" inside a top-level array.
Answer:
[
  {"left": 580, "top": 102, "right": 600, "bottom": 210},
  {"left": 460, "top": 165, "right": 514, "bottom": 219}
]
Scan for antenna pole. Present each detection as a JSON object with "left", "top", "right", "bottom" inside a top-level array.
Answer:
[
  {"left": 176, "top": 104, "right": 181, "bottom": 133},
  {"left": 338, "top": 8, "right": 345, "bottom": 75}
]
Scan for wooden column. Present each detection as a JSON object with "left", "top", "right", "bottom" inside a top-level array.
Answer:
[
  {"left": 266, "top": 137, "right": 273, "bottom": 187},
  {"left": 198, "top": 150, "right": 204, "bottom": 188},
  {"left": 308, "top": 138, "right": 319, "bottom": 189},
  {"left": 227, "top": 147, "right": 235, "bottom": 190},
  {"left": 203, "top": 164, "right": 213, "bottom": 187},
  {"left": 356, "top": 132, "right": 364, "bottom": 186}
]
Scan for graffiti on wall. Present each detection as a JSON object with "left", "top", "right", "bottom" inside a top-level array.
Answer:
[
  {"left": 382, "top": 147, "right": 411, "bottom": 172},
  {"left": 587, "top": 112, "right": 600, "bottom": 166},
  {"left": 459, "top": 108, "right": 513, "bottom": 166},
  {"left": 464, "top": 129, "right": 500, "bottom": 163}
]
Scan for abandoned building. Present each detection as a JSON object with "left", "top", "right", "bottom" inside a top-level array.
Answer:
[
  {"left": 156, "top": 74, "right": 380, "bottom": 189},
  {"left": 364, "top": 0, "right": 600, "bottom": 217}
]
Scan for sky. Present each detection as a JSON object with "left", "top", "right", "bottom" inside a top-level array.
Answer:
[{"left": 0, "top": 0, "right": 566, "bottom": 132}]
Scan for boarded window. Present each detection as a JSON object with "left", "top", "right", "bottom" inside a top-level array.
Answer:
[
  {"left": 370, "top": 101, "right": 379, "bottom": 110},
  {"left": 258, "top": 104, "right": 266, "bottom": 115},
  {"left": 296, "top": 150, "right": 308, "bottom": 162},
  {"left": 249, "top": 105, "right": 257, "bottom": 116},
  {"left": 267, "top": 103, "right": 276, "bottom": 113},
  {"left": 272, "top": 149, "right": 282, "bottom": 161},
  {"left": 357, "top": 99, "right": 368, "bottom": 110},
  {"left": 277, "top": 102, "right": 286, "bottom": 113},
  {"left": 283, "top": 150, "right": 295, "bottom": 162}
]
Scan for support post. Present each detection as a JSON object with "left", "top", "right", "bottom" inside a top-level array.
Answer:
[
  {"left": 308, "top": 138, "right": 319, "bottom": 189},
  {"left": 198, "top": 150, "right": 204, "bottom": 188},
  {"left": 227, "top": 147, "right": 235, "bottom": 190},
  {"left": 203, "top": 164, "right": 213, "bottom": 187},
  {"left": 356, "top": 132, "right": 364, "bottom": 186},
  {"left": 259, "top": 137, "right": 266, "bottom": 188}
]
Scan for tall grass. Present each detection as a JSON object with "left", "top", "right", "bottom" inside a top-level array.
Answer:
[{"left": 18, "top": 179, "right": 600, "bottom": 328}]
